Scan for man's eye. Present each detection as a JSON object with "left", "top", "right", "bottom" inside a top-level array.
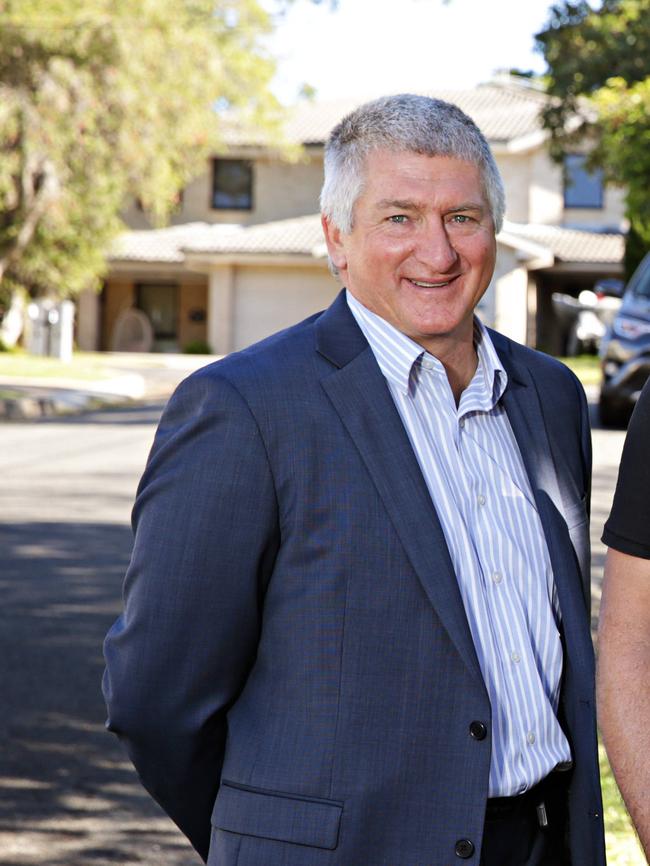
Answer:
[
  {"left": 388, "top": 215, "right": 408, "bottom": 224},
  {"left": 451, "top": 214, "right": 470, "bottom": 223}
]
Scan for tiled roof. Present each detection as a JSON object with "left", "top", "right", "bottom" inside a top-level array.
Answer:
[
  {"left": 109, "top": 222, "right": 239, "bottom": 263},
  {"left": 229, "top": 81, "right": 550, "bottom": 148},
  {"left": 502, "top": 222, "right": 624, "bottom": 264},
  {"left": 110, "top": 215, "right": 624, "bottom": 267},
  {"left": 182, "top": 214, "right": 325, "bottom": 257}
]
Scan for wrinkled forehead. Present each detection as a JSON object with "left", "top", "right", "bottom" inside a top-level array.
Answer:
[{"left": 352, "top": 148, "right": 489, "bottom": 207}]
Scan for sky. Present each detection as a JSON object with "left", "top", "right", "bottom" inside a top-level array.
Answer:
[{"left": 266, "top": 0, "right": 558, "bottom": 104}]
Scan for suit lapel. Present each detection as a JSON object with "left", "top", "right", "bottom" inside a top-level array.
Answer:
[
  {"left": 495, "top": 340, "right": 594, "bottom": 680},
  {"left": 316, "top": 294, "right": 483, "bottom": 685},
  {"left": 497, "top": 356, "right": 564, "bottom": 518}
]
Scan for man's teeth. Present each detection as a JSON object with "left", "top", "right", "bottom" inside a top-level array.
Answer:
[{"left": 410, "top": 279, "right": 450, "bottom": 288}]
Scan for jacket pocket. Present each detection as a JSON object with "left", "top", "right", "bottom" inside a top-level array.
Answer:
[{"left": 212, "top": 781, "right": 343, "bottom": 850}]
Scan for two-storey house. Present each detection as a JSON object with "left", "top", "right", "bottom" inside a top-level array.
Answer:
[{"left": 76, "top": 76, "right": 625, "bottom": 357}]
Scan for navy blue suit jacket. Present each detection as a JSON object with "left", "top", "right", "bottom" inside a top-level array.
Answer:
[{"left": 103, "top": 290, "right": 605, "bottom": 865}]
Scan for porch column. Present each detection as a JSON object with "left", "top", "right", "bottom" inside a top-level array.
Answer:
[
  {"left": 76, "top": 288, "right": 101, "bottom": 351},
  {"left": 207, "top": 265, "right": 235, "bottom": 356}
]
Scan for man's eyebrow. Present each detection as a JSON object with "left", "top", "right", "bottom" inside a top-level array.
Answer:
[
  {"left": 444, "top": 202, "right": 487, "bottom": 213},
  {"left": 375, "top": 198, "right": 421, "bottom": 211},
  {"left": 375, "top": 199, "right": 488, "bottom": 214}
]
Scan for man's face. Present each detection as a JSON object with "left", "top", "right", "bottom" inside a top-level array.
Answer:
[{"left": 322, "top": 149, "right": 497, "bottom": 358}]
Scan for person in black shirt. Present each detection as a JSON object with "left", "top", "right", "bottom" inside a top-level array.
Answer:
[{"left": 599, "top": 377, "right": 650, "bottom": 858}]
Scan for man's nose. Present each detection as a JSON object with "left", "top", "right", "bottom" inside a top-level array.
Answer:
[{"left": 414, "top": 221, "right": 459, "bottom": 272}]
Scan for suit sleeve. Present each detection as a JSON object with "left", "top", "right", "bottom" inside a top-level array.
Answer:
[{"left": 102, "top": 368, "right": 279, "bottom": 861}]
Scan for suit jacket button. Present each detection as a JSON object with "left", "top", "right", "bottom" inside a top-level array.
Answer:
[
  {"left": 455, "top": 839, "right": 475, "bottom": 859},
  {"left": 469, "top": 721, "right": 488, "bottom": 740}
]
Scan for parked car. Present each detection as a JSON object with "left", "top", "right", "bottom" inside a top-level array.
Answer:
[{"left": 599, "top": 252, "right": 650, "bottom": 426}]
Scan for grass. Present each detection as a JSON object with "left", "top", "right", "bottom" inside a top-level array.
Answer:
[
  {"left": 600, "top": 743, "right": 646, "bottom": 864},
  {"left": 0, "top": 350, "right": 117, "bottom": 380},
  {"left": 558, "top": 353, "right": 603, "bottom": 387}
]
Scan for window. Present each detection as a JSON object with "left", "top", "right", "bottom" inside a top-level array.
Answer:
[
  {"left": 563, "top": 154, "right": 604, "bottom": 209},
  {"left": 136, "top": 283, "right": 178, "bottom": 348},
  {"left": 211, "top": 158, "right": 253, "bottom": 210}
]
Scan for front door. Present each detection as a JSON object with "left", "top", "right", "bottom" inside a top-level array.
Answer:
[{"left": 136, "top": 283, "right": 178, "bottom": 352}]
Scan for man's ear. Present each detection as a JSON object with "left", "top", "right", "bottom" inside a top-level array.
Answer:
[{"left": 321, "top": 215, "right": 347, "bottom": 272}]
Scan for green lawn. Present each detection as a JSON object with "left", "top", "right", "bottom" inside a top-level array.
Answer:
[
  {"left": 600, "top": 744, "right": 646, "bottom": 864},
  {"left": 558, "top": 354, "right": 603, "bottom": 387},
  {"left": 0, "top": 350, "right": 117, "bottom": 380}
]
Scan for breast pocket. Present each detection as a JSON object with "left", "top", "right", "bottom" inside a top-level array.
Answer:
[{"left": 211, "top": 781, "right": 343, "bottom": 850}]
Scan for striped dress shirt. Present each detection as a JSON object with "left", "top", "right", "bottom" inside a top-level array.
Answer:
[{"left": 346, "top": 290, "right": 572, "bottom": 798}]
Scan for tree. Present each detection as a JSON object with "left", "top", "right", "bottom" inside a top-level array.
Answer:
[
  {"left": 536, "top": 0, "right": 650, "bottom": 275},
  {"left": 0, "top": 0, "right": 282, "bottom": 303}
]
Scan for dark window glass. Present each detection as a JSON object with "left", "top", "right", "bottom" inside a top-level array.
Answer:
[
  {"left": 136, "top": 283, "right": 178, "bottom": 339},
  {"left": 211, "top": 159, "right": 253, "bottom": 210},
  {"left": 564, "top": 154, "right": 604, "bottom": 209}
]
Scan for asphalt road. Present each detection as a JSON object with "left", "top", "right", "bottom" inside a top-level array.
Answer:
[{"left": 0, "top": 400, "right": 627, "bottom": 866}]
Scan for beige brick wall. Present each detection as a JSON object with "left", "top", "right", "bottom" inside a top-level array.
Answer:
[
  {"left": 252, "top": 157, "right": 323, "bottom": 224},
  {"left": 497, "top": 153, "right": 532, "bottom": 224},
  {"left": 528, "top": 149, "right": 564, "bottom": 224},
  {"left": 492, "top": 248, "right": 529, "bottom": 346},
  {"left": 121, "top": 145, "right": 625, "bottom": 234},
  {"left": 178, "top": 282, "right": 209, "bottom": 350},
  {"left": 123, "top": 155, "right": 325, "bottom": 229},
  {"left": 102, "top": 279, "right": 135, "bottom": 349}
]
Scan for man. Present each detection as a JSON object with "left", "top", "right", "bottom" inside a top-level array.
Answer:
[
  {"left": 103, "top": 94, "right": 605, "bottom": 866},
  {"left": 599, "top": 378, "right": 650, "bottom": 858}
]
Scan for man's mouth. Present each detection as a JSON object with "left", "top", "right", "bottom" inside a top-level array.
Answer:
[{"left": 408, "top": 278, "right": 455, "bottom": 288}]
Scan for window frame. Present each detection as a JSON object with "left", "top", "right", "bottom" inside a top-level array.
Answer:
[
  {"left": 211, "top": 158, "right": 254, "bottom": 211},
  {"left": 563, "top": 153, "right": 604, "bottom": 210}
]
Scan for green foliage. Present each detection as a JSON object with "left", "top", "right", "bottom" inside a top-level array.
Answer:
[
  {"left": 536, "top": 0, "right": 650, "bottom": 272},
  {"left": 0, "top": 0, "right": 284, "bottom": 298},
  {"left": 182, "top": 338, "right": 213, "bottom": 354},
  {"left": 593, "top": 76, "right": 650, "bottom": 276}
]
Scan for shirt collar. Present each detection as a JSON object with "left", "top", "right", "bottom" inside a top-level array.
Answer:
[{"left": 345, "top": 289, "right": 507, "bottom": 406}]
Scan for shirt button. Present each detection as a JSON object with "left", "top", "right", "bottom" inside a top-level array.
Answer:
[
  {"left": 455, "top": 839, "right": 475, "bottom": 859},
  {"left": 511, "top": 651, "right": 521, "bottom": 663},
  {"left": 491, "top": 571, "right": 503, "bottom": 585},
  {"left": 469, "top": 721, "right": 488, "bottom": 741},
  {"left": 477, "top": 494, "right": 486, "bottom": 506},
  {"left": 527, "top": 732, "right": 536, "bottom": 745},
  {"left": 459, "top": 418, "right": 465, "bottom": 429}
]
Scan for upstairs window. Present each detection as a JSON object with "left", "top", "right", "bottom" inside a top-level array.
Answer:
[
  {"left": 564, "top": 154, "right": 604, "bottom": 209},
  {"left": 211, "top": 158, "right": 253, "bottom": 210}
]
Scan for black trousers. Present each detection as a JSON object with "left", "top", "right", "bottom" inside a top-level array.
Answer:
[{"left": 480, "top": 771, "right": 572, "bottom": 866}]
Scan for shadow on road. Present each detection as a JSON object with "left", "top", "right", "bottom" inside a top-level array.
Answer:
[
  {"left": 0, "top": 522, "right": 198, "bottom": 865},
  {"left": 37, "top": 402, "right": 167, "bottom": 427}
]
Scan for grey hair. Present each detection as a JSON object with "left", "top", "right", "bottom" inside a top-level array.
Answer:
[{"left": 320, "top": 93, "right": 505, "bottom": 235}]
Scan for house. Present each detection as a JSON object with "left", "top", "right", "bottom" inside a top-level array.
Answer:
[{"left": 76, "top": 77, "right": 626, "bottom": 357}]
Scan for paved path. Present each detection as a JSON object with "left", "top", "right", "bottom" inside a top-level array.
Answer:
[{"left": 0, "top": 400, "right": 627, "bottom": 865}]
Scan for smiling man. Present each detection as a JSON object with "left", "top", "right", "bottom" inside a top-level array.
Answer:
[{"left": 103, "top": 95, "right": 605, "bottom": 866}]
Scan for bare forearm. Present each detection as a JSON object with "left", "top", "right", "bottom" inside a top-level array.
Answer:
[{"left": 598, "top": 549, "right": 650, "bottom": 858}]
